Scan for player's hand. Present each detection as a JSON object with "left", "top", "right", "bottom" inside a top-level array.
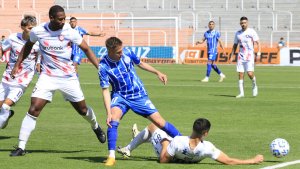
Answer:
[
  {"left": 157, "top": 72, "right": 167, "bottom": 85},
  {"left": 99, "top": 32, "right": 106, "bottom": 37},
  {"left": 256, "top": 52, "right": 261, "bottom": 61},
  {"left": 228, "top": 54, "right": 233, "bottom": 64},
  {"left": 106, "top": 113, "right": 112, "bottom": 128},
  {"left": 195, "top": 41, "right": 200, "bottom": 45},
  {"left": 36, "top": 63, "right": 41, "bottom": 74},
  {"left": 253, "top": 155, "right": 264, "bottom": 164},
  {"left": 10, "top": 65, "right": 19, "bottom": 79}
]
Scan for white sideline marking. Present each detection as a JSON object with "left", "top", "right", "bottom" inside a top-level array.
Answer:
[{"left": 260, "top": 160, "right": 300, "bottom": 169}]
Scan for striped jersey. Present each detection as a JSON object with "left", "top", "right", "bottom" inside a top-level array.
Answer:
[
  {"left": 234, "top": 28, "right": 259, "bottom": 62},
  {"left": 1, "top": 33, "right": 39, "bottom": 87},
  {"left": 98, "top": 48, "right": 147, "bottom": 99},
  {"left": 71, "top": 26, "right": 88, "bottom": 57},
  {"left": 204, "top": 30, "right": 221, "bottom": 54},
  {"left": 30, "top": 22, "right": 82, "bottom": 79},
  {"left": 167, "top": 136, "right": 221, "bottom": 163}
]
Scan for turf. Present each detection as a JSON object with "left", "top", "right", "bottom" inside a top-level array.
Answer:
[{"left": 0, "top": 63, "right": 299, "bottom": 169}]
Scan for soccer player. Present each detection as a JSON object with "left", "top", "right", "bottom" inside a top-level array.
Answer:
[
  {"left": 69, "top": 17, "right": 105, "bottom": 72},
  {"left": 229, "top": 16, "right": 261, "bottom": 98},
  {"left": 9, "top": 5, "right": 106, "bottom": 156},
  {"left": 98, "top": 37, "right": 181, "bottom": 166},
  {"left": 118, "top": 118, "right": 264, "bottom": 165},
  {"left": 0, "top": 15, "right": 39, "bottom": 129},
  {"left": 196, "top": 21, "right": 226, "bottom": 82}
]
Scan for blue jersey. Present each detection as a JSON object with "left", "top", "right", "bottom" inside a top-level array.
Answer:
[
  {"left": 71, "top": 26, "right": 88, "bottom": 61},
  {"left": 98, "top": 48, "right": 148, "bottom": 99},
  {"left": 204, "top": 30, "right": 220, "bottom": 54}
]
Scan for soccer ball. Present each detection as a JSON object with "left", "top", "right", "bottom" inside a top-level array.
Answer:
[{"left": 270, "top": 138, "right": 290, "bottom": 158}]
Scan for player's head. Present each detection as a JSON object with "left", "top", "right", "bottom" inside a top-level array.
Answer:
[
  {"left": 49, "top": 5, "right": 66, "bottom": 30},
  {"left": 20, "top": 15, "right": 37, "bottom": 34},
  {"left": 192, "top": 118, "right": 211, "bottom": 138},
  {"left": 240, "top": 16, "right": 248, "bottom": 30},
  {"left": 106, "top": 37, "right": 123, "bottom": 61},
  {"left": 69, "top": 17, "right": 77, "bottom": 28},
  {"left": 1, "top": 35, "right": 5, "bottom": 40},
  {"left": 208, "top": 21, "right": 215, "bottom": 30}
]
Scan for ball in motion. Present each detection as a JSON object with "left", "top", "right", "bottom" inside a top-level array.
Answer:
[{"left": 270, "top": 138, "right": 290, "bottom": 158}]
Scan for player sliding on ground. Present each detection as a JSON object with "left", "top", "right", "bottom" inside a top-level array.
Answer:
[{"left": 117, "top": 118, "right": 264, "bottom": 165}]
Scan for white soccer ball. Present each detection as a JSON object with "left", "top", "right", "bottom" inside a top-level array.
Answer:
[{"left": 270, "top": 138, "right": 290, "bottom": 158}]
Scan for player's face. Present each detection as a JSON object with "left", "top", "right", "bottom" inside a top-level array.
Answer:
[
  {"left": 21, "top": 23, "right": 36, "bottom": 36},
  {"left": 50, "top": 11, "right": 66, "bottom": 30},
  {"left": 240, "top": 20, "right": 248, "bottom": 30},
  {"left": 108, "top": 45, "right": 123, "bottom": 61},
  {"left": 208, "top": 22, "right": 215, "bottom": 30},
  {"left": 69, "top": 19, "right": 77, "bottom": 28}
]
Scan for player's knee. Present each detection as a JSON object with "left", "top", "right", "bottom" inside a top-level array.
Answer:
[{"left": 28, "top": 106, "right": 41, "bottom": 117}]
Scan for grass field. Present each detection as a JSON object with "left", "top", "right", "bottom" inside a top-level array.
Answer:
[{"left": 0, "top": 63, "right": 300, "bottom": 169}]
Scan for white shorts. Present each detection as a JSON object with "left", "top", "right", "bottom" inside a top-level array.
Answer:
[
  {"left": 236, "top": 61, "right": 255, "bottom": 72},
  {"left": 0, "top": 82, "right": 26, "bottom": 103},
  {"left": 150, "top": 129, "right": 173, "bottom": 157},
  {"left": 31, "top": 75, "right": 84, "bottom": 102}
]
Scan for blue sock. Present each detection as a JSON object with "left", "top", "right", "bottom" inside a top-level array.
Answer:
[
  {"left": 206, "top": 63, "right": 212, "bottom": 77},
  {"left": 107, "top": 121, "right": 119, "bottom": 150},
  {"left": 212, "top": 64, "right": 222, "bottom": 74},
  {"left": 161, "top": 122, "right": 182, "bottom": 138}
]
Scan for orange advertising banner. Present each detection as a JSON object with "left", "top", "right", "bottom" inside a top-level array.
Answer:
[{"left": 179, "top": 47, "right": 280, "bottom": 64}]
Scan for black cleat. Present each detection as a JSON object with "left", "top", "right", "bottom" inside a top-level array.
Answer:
[
  {"left": 10, "top": 147, "right": 26, "bottom": 157},
  {"left": 2, "top": 110, "right": 15, "bottom": 129},
  {"left": 93, "top": 125, "right": 106, "bottom": 143}
]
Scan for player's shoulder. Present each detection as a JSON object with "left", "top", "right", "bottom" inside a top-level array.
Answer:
[
  {"left": 8, "top": 33, "right": 18, "bottom": 40},
  {"left": 172, "top": 136, "right": 189, "bottom": 144},
  {"left": 123, "top": 47, "right": 136, "bottom": 58}
]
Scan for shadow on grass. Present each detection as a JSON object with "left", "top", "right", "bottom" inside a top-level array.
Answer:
[
  {"left": 211, "top": 94, "right": 236, "bottom": 98},
  {"left": 63, "top": 156, "right": 158, "bottom": 163},
  {"left": 0, "top": 149, "right": 88, "bottom": 154},
  {"left": 264, "top": 160, "right": 283, "bottom": 163},
  {"left": 0, "top": 136, "right": 13, "bottom": 140}
]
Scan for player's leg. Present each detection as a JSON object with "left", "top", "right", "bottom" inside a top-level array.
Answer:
[
  {"left": 236, "top": 62, "right": 245, "bottom": 98},
  {"left": 246, "top": 61, "right": 258, "bottom": 97},
  {"left": 211, "top": 60, "right": 226, "bottom": 82},
  {"left": 202, "top": 57, "right": 212, "bottom": 82},
  {"left": 61, "top": 78, "right": 106, "bottom": 143},
  {"left": 10, "top": 97, "right": 48, "bottom": 156}
]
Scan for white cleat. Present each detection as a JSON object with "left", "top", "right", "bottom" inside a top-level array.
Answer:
[
  {"left": 219, "top": 74, "right": 226, "bottom": 82},
  {"left": 236, "top": 94, "right": 244, "bottom": 98},
  {"left": 117, "top": 146, "right": 131, "bottom": 158},
  {"left": 253, "top": 86, "right": 258, "bottom": 97},
  {"left": 132, "top": 123, "right": 140, "bottom": 139},
  {"left": 201, "top": 77, "right": 209, "bottom": 82}
]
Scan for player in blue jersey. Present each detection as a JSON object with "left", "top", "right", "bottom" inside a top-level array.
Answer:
[
  {"left": 196, "top": 21, "right": 226, "bottom": 82},
  {"left": 98, "top": 37, "right": 182, "bottom": 166},
  {"left": 69, "top": 17, "right": 105, "bottom": 72}
]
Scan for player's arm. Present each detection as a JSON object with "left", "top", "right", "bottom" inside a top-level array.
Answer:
[
  {"left": 137, "top": 62, "right": 167, "bottom": 85},
  {"left": 216, "top": 151, "right": 263, "bottom": 165},
  {"left": 159, "top": 139, "right": 173, "bottom": 163},
  {"left": 78, "top": 39, "right": 98, "bottom": 69},
  {"left": 196, "top": 37, "right": 206, "bottom": 45},
  {"left": 102, "top": 87, "right": 113, "bottom": 128},
  {"left": 255, "top": 40, "right": 261, "bottom": 60},
  {"left": 87, "top": 31, "right": 106, "bottom": 37},
  {"left": 229, "top": 43, "right": 238, "bottom": 63},
  {"left": 11, "top": 40, "right": 35, "bottom": 78}
]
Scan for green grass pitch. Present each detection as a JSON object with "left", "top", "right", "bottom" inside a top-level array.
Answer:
[{"left": 0, "top": 63, "right": 300, "bottom": 169}]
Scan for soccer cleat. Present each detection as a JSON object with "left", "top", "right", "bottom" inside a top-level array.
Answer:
[
  {"left": 219, "top": 74, "right": 226, "bottom": 82},
  {"left": 253, "top": 86, "right": 258, "bottom": 97},
  {"left": 132, "top": 123, "right": 140, "bottom": 139},
  {"left": 201, "top": 77, "right": 209, "bottom": 82},
  {"left": 2, "top": 110, "right": 15, "bottom": 129},
  {"left": 236, "top": 94, "right": 244, "bottom": 98},
  {"left": 104, "top": 157, "right": 116, "bottom": 166},
  {"left": 117, "top": 146, "right": 131, "bottom": 158},
  {"left": 93, "top": 125, "right": 106, "bottom": 143},
  {"left": 10, "top": 147, "right": 26, "bottom": 157}
]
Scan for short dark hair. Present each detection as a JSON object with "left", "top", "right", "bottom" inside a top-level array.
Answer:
[
  {"left": 240, "top": 16, "right": 248, "bottom": 21},
  {"left": 105, "top": 37, "right": 123, "bottom": 50},
  {"left": 208, "top": 21, "right": 215, "bottom": 24},
  {"left": 70, "top": 17, "right": 77, "bottom": 21},
  {"left": 21, "top": 15, "right": 37, "bottom": 27},
  {"left": 49, "top": 5, "right": 65, "bottom": 18},
  {"left": 193, "top": 118, "right": 211, "bottom": 136}
]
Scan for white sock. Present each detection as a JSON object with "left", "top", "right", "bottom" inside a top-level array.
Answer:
[
  {"left": 127, "top": 128, "right": 151, "bottom": 151},
  {"left": 109, "top": 150, "right": 115, "bottom": 158},
  {"left": 82, "top": 106, "right": 98, "bottom": 130},
  {"left": 18, "top": 113, "right": 37, "bottom": 150},
  {"left": 252, "top": 76, "right": 257, "bottom": 87},
  {"left": 239, "top": 80, "right": 244, "bottom": 95},
  {"left": 0, "top": 104, "right": 11, "bottom": 128}
]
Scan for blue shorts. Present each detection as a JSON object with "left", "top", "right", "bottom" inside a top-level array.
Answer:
[
  {"left": 208, "top": 53, "right": 217, "bottom": 61},
  {"left": 111, "top": 93, "right": 158, "bottom": 117}
]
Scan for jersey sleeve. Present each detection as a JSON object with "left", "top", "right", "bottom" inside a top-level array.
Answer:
[
  {"left": 30, "top": 29, "right": 38, "bottom": 43},
  {"left": 166, "top": 138, "right": 177, "bottom": 157},
  {"left": 252, "top": 29, "right": 259, "bottom": 42},
  {"left": 98, "top": 64, "right": 110, "bottom": 88},
  {"left": 233, "top": 32, "right": 238, "bottom": 44},
  {"left": 203, "top": 141, "right": 221, "bottom": 160},
  {"left": 80, "top": 27, "right": 88, "bottom": 35},
  {"left": 216, "top": 31, "right": 221, "bottom": 40},
  {"left": 124, "top": 48, "right": 141, "bottom": 65},
  {"left": 1, "top": 39, "right": 12, "bottom": 51},
  {"left": 70, "top": 29, "right": 83, "bottom": 46}
]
